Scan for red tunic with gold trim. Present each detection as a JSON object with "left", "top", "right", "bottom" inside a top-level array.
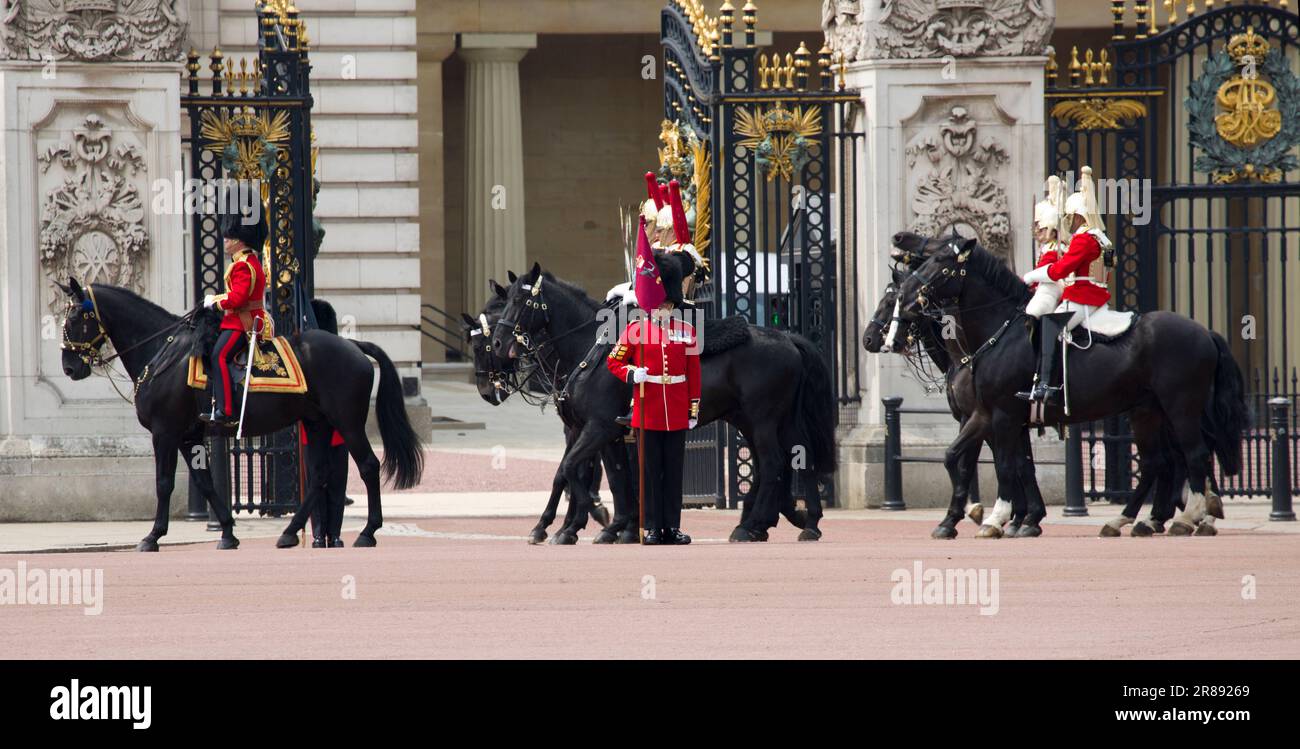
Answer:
[
  {"left": 606, "top": 316, "right": 701, "bottom": 431},
  {"left": 1046, "top": 231, "right": 1111, "bottom": 307},
  {"left": 214, "top": 248, "right": 267, "bottom": 333}
]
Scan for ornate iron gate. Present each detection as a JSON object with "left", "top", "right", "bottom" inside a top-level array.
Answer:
[
  {"left": 1046, "top": 2, "right": 1300, "bottom": 503},
  {"left": 660, "top": 1, "right": 861, "bottom": 508},
  {"left": 183, "top": 2, "right": 317, "bottom": 517}
]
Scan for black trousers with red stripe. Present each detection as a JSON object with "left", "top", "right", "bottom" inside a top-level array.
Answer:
[
  {"left": 211, "top": 329, "right": 247, "bottom": 416},
  {"left": 308, "top": 442, "right": 348, "bottom": 540},
  {"left": 642, "top": 427, "right": 686, "bottom": 531}
]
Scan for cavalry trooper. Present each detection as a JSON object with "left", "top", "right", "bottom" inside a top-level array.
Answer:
[
  {"left": 203, "top": 209, "right": 268, "bottom": 425},
  {"left": 606, "top": 222, "right": 701, "bottom": 545},
  {"left": 1017, "top": 165, "right": 1112, "bottom": 405}
]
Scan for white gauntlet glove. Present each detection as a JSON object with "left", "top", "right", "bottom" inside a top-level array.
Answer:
[
  {"left": 1022, "top": 266, "right": 1052, "bottom": 285},
  {"left": 631, "top": 367, "right": 648, "bottom": 384},
  {"left": 203, "top": 294, "right": 219, "bottom": 310}
]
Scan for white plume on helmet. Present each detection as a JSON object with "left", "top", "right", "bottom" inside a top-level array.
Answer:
[{"left": 1034, "top": 174, "right": 1063, "bottom": 231}]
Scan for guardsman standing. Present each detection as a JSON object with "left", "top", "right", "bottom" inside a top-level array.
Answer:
[
  {"left": 1017, "top": 165, "right": 1113, "bottom": 405},
  {"left": 606, "top": 219, "right": 700, "bottom": 545},
  {"left": 203, "top": 210, "right": 268, "bottom": 424}
]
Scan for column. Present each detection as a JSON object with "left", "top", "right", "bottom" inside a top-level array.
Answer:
[
  {"left": 459, "top": 33, "right": 537, "bottom": 310},
  {"left": 418, "top": 33, "right": 456, "bottom": 363}
]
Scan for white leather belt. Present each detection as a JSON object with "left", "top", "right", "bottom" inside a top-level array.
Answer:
[{"left": 644, "top": 374, "right": 686, "bottom": 385}]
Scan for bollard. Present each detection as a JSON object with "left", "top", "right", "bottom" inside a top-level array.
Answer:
[
  {"left": 881, "top": 396, "right": 905, "bottom": 511},
  {"left": 1063, "top": 424, "right": 1088, "bottom": 516},
  {"left": 1269, "top": 398, "right": 1295, "bottom": 521}
]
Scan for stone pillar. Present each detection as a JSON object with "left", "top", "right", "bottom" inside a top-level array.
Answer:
[
  {"left": 0, "top": 3, "right": 188, "bottom": 520},
  {"left": 418, "top": 33, "right": 457, "bottom": 363},
  {"left": 824, "top": 0, "right": 1061, "bottom": 509},
  {"left": 459, "top": 33, "right": 536, "bottom": 310}
]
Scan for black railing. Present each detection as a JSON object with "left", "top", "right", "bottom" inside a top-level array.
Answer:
[
  {"left": 881, "top": 397, "right": 1076, "bottom": 514},
  {"left": 421, "top": 303, "right": 467, "bottom": 362}
]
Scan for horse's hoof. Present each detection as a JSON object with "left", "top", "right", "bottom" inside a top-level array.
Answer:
[
  {"left": 275, "top": 532, "right": 299, "bottom": 549},
  {"left": 527, "top": 528, "right": 547, "bottom": 545},
  {"left": 216, "top": 536, "right": 240, "bottom": 550},
  {"left": 1014, "top": 523, "right": 1042, "bottom": 538},
  {"left": 136, "top": 538, "right": 160, "bottom": 553},
  {"left": 931, "top": 524, "right": 958, "bottom": 540},
  {"left": 797, "top": 528, "right": 822, "bottom": 542},
  {"left": 1194, "top": 522, "right": 1218, "bottom": 537},
  {"left": 1006, "top": 522, "right": 1023, "bottom": 538},
  {"left": 966, "top": 504, "right": 984, "bottom": 525},
  {"left": 975, "top": 524, "right": 1003, "bottom": 539},
  {"left": 1129, "top": 522, "right": 1154, "bottom": 538},
  {"left": 1167, "top": 520, "right": 1195, "bottom": 536},
  {"left": 1149, "top": 520, "right": 1166, "bottom": 534},
  {"left": 549, "top": 530, "right": 578, "bottom": 545},
  {"left": 729, "top": 526, "right": 765, "bottom": 543},
  {"left": 593, "top": 529, "right": 617, "bottom": 544},
  {"left": 1099, "top": 524, "right": 1121, "bottom": 538},
  {"left": 591, "top": 504, "right": 611, "bottom": 528},
  {"left": 353, "top": 533, "right": 377, "bottom": 548},
  {"left": 616, "top": 529, "right": 639, "bottom": 544},
  {"left": 1206, "top": 493, "right": 1224, "bottom": 520}
]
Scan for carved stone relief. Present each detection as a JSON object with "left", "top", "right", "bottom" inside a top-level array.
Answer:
[
  {"left": 38, "top": 110, "right": 150, "bottom": 312},
  {"left": 823, "top": 0, "right": 1055, "bottom": 62},
  {"left": 0, "top": 0, "right": 185, "bottom": 62},
  {"left": 904, "top": 103, "right": 1011, "bottom": 257}
]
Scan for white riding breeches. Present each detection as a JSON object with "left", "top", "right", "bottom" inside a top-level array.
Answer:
[
  {"left": 1056, "top": 299, "right": 1104, "bottom": 331},
  {"left": 1026, "top": 282, "right": 1063, "bottom": 318}
]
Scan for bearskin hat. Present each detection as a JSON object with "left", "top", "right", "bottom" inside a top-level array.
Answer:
[
  {"left": 653, "top": 249, "right": 696, "bottom": 308},
  {"left": 218, "top": 207, "right": 268, "bottom": 253}
]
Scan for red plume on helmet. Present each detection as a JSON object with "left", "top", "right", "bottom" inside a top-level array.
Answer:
[
  {"left": 668, "top": 180, "right": 690, "bottom": 246},
  {"left": 644, "top": 172, "right": 664, "bottom": 210}
]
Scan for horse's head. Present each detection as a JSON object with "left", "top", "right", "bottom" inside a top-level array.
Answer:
[
  {"left": 897, "top": 236, "right": 977, "bottom": 320},
  {"left": 55, "top": 277, "right": 105, "bottom": 380},
  {"left": 491, "top": 261, "right": 550, "bottom": 359},
  {"left": 863, "top": 267, "right": 909, "bottom": 353},
  {"left": 462, "top": 277, "right": 514, "bottom": 405},
  {"left": 891, "top": 229, "right": 963, "bottom": 267}
]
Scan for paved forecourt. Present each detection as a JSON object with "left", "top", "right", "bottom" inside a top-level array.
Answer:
[{"left": 2, "top": 510, "right": 1297, "bottom": 660}]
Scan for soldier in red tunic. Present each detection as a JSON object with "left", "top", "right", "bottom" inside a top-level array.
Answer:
[
  {"left": 606, "top": 235, "right": 701, "bottom": 545},
  {"left": 203, "top": 211, "right": 268, "bottom": 425},
  {"left": 1018, "top": 166, "right": 1113, "bottom": 405}
]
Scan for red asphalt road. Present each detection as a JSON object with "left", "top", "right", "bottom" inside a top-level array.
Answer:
[{"left": 2, "top": 514, "right": 1297, "bottom": 660}]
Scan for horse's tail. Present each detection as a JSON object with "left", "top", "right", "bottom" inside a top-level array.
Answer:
[
  {"left": 352, "top": 340, "right": 424, "bottom": 490},
  {"left": 791, "top": 334, "right": 838, "bottom": 475},
  {"left": 1205, "top": 331, "right": 1248, "bottom": 477}
]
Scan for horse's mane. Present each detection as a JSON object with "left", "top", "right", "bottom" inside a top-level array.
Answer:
[
  {"left": 91, "top": 283, "right": 181, "bottom": 322},
  {"left": 539, "top": 271, "right": 600, "bottom": 312},
  {"left": 966, "top": 246, "right": 1031, "bottom": 303}
]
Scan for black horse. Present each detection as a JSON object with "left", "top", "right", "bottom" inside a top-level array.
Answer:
[
  {"left": 489, "top": 263, "right": 837, "bottom": 543},
  {"left": 864, "top": 261, "right": 1186, "bottom": 537},
  {"left": 888, "top": 231, "right": 1205, "bottom": 536},
  {"left": 58, "top": 279, "right": 424, "bottom": 550},
  {"left": 461, "top": 278, "right": 616, "bottom": 544},
  {"left": 894, "top": 239, "right": 1246, "bottom": 536}
]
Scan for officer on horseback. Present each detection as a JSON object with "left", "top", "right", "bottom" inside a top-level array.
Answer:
[
  {"left": 203, "top": 209, "right": 269, "bottom": 425},
  {"left": 1017, "top": 166, "right": 1113, "bottom": 405}
]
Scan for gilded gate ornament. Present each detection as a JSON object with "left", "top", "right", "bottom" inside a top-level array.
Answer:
[
  {"left": 1050, "top": 98, "right": 1147, "bottom": 131},
  {"left": 1186, "top": 27, "right": 1300, "bottom": 184},
  {"left": 733, "top": 104, "right": 822, "bottom": 182}
]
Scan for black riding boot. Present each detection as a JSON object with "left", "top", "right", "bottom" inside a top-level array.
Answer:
[{"left": 1015, "top": 312, "right": 1073, "bottom": 405}]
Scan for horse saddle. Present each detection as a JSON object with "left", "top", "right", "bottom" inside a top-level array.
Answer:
[
  {"left": 1070, "top": 308, "right": 1138, "bottom": 343},
  {"left": 187, "top": 335, "right": 308, "bottom": 394}
]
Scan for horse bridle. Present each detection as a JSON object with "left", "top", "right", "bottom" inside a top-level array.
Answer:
[
  {"left": 61, "top": 287, "right": 112, "bottom": 368},
  {"left": 493, "top": 275, "right": 603, "bottom": 403}
]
